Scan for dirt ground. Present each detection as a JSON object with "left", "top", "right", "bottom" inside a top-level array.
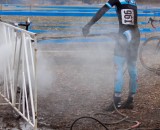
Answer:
[
  {"left": 37, "top": 43, "right": 160, "bottom": 130},
  {"left": 0, "top": 41, "right": 160, "bottom": 130}
]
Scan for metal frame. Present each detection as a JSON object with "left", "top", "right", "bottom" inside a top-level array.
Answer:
[{"left": 0, "top": 21, "right": 37, "bottom": 129}]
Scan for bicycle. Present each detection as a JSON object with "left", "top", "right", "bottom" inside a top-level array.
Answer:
[{"left": 139, "top": 17, "right": 160, "bottom": 75}]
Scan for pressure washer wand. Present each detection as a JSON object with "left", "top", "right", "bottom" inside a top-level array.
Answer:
[{"left": 38, "top": 32, "right": 118, "bottom": 41}]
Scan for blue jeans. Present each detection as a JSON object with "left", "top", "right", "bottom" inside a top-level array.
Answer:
[{"left": 114, "top": 56, "right": 138, "bottom": 94}]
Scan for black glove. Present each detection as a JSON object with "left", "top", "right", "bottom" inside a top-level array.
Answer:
[{"left": 82, "top": 24, "right": 90, "bottom": 37}]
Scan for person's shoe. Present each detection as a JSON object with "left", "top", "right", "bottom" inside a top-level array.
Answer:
[
  {"left": 121, "top": 97, "right": 134, "bottom": 109},
  {"left": 106, "top": 96, "right": 121, "bottom": 111},
  {"left": 106, "top": 102, "right": 121, "bottom": 111}
]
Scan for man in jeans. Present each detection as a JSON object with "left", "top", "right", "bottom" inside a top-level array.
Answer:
[{"left": 82, "top": 0, "right": 140, "bottom": 111}]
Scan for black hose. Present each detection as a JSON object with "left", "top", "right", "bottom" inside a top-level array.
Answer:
[{"left": 70, "top": 116, "right": 109, "bottom": 130}]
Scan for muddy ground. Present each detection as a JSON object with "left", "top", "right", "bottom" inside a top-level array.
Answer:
[
  {"left": 0, "top": 41, "right": 160, "bottom": 130},
  {"left": 36, "top": 43, "right": 160, "bottom": 130}
]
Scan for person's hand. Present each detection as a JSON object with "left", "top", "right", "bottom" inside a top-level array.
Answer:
[{"left": 82, "top": 24, "right": 90, "bottom": 37}]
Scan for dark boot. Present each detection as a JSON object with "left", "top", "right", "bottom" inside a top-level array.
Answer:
[
  {"left": 106, "top": 96, "right": 121, "bottom": 111},
  {"left": 121, "top": 96, "right": 134, "bottom": 109}
]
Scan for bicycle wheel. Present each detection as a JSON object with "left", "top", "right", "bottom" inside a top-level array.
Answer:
[{"left": 139, "top": 36, "right": 160, "bottom": 72}]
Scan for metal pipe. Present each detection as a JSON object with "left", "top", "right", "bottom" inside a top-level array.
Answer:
[
  {"left": 23, "top": 33, "right": 35, "bottom": 124},
  {"left": 34, "top": 47, "right": 38, "bottom": 130}
]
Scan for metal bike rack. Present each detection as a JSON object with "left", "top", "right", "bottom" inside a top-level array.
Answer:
[{"left": 0, "top": 21, "right": 37, "bottom": 129}]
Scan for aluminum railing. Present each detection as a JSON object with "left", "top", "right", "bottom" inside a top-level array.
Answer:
[{"left": 0, "top": 21, "right": 37, "bottom": 129}]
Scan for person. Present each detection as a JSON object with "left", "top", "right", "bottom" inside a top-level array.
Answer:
[
  {"left": 0, "top": 17, "right": 31, "bottom": 31},
  {"left": 82, "top": 0, "right": 140, "bottom": 111},
  {"left": 18, "top": 17, "right": 31, "bottom": 31}
]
